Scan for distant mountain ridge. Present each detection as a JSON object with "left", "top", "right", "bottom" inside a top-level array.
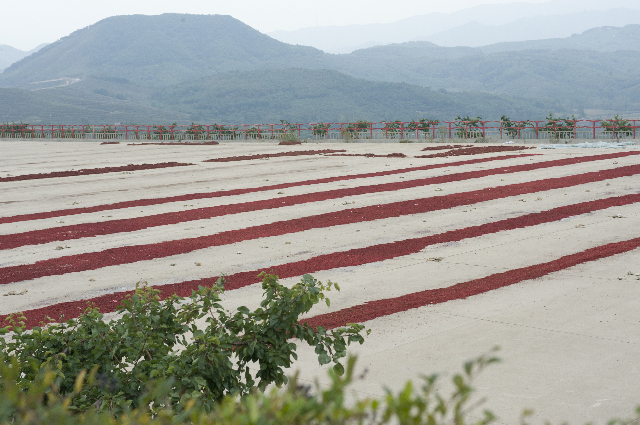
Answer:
[
  {"left": 348, "top": 24, "right": 640, "bottom": 56},
  {"left": 480, "top": 24, "right": 640, "bottom": 53},
  {"left": 268, "top": 0, "right": 640, "bottom": 53},
  {"left": 418, "top": 9, "right": 640, "bottom": 47}
]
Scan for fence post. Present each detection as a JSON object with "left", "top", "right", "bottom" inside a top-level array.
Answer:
[
  {"left": 587, "top": 120, "right": 597, "bottom": 139},
  {"left": 613, "top": 119, "right": 617, "bottom": 139},
  {"left": 532, "top": 121, "right": 537, "bottom": 139}
]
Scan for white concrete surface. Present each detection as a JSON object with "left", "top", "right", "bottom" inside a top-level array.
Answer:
[{"left": 1, "top": 140, "right": 639, "bottom": 424}]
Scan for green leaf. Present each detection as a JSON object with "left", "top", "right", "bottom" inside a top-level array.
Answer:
[{"left": 318, "top": 353, "right": 331, "bottom": 365}]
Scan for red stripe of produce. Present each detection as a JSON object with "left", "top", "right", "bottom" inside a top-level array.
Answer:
[
  {"left": 302, "top": 237, "right": 640, "bottom": 330},
  {"left": 2, "top": 192, "right": 638, "bottom": 329},
  {"left": 0, "top": 154, "right": 534, "bottom": 225},
  {"left": 202, "top": 149, "right": 345, "bottom": 162},
  {"left": 0, "top": 162, "right": 193, "bottom": 183},
  {"left": 1, "top": 164, "right": 639, "bottom": 285},
  {"left": 415, "top": 145, "right": 535, "bottom": 158},
  {"left": 1, "top": 152, "right": 634, "bottom": 250}
]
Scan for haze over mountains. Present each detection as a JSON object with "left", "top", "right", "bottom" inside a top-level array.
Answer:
[
  {"left": 0, "top": 44, "right": 48, "bottom": 72},
  {"left": 269, "top": 0, "right": 640, "bottom": 53},
  {"left": 1, "top": 7, "right": 639, "bottom": 124}
]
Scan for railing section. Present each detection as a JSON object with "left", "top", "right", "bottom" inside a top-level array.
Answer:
[{"left": 0, "top": 121, "right": 638, "bottom": 141}]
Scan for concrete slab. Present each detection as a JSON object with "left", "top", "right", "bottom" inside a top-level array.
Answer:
[{"left": 1, "top": 141, "right": 639, "bottom": 424}]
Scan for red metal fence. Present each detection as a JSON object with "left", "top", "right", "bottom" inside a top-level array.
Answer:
[{"left": 1, "top": 119, "right": 638, "bottom": 141}]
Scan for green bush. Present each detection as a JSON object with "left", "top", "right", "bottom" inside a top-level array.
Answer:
[
  {"left": 454, "top": 115, "right": 483, "bottom": 139},
  {"left": 274, "top": 120, "right": 300, "bottom": 141},
  {"left": 311, "top": 122, "right": 330, "bottom": 137},
  {"left": 500, "top": 115, "right": 532, "bottom": 138},
  {"left": 601, "top": 115, "right": 634, "bottom": 137},
  {"left": 407, "top": 118, "right": 440, "bottom": 137},
  {"left": 540, "top": 112, "right": 577, "bottom": 139},
  {"left": 0, "top": 274, "right": 367, "bottom": 415},
  {"left": 2, "top": 349, "right": 640, "bottom": 425},
  {"left": 0, "top": 349, "right": 506, "bottom": 425}
]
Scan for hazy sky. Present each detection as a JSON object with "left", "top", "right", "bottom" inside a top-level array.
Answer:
[{"left": 2, "top": 0, "right": 553, "bottom": 50}]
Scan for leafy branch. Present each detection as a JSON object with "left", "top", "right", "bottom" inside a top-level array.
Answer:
[{"left": 1, "top": 273, "right": 368, "bottom": 414}]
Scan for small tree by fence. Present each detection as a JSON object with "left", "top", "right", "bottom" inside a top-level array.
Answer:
[{"left": 539, "top": 112, "right": 577, "bottom": 140}]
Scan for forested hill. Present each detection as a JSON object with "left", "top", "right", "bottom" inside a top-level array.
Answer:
[
  {"left": 0, "top": 14, "right": 324, "bottom": 87},
  {"left": 148, "top": 68, "right": 557, "bottom": 123},
  {"left": 325, "top": 47, "right": 640, "bottom": 113},
  {"left": 0, "top": 68, "right": 557, "bottom": 124}
]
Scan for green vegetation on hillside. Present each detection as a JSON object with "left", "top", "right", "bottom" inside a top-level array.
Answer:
[
  {"left": 327, "top": 46, "right": 640, "bottom": 113},
  {"left": 149, "top": 68, "right": 558, "bottom": 123},
  {"left": 0, "top": 69, "right": 559, "bottom": 124},
  {"left": 0, "top": 85, "right": 189, "bottom": 124}
]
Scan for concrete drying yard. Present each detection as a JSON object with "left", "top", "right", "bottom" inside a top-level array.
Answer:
[{"left": 1, "top": 140, "right": 639, "bottom": 424}]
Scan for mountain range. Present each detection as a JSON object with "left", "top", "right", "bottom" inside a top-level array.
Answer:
[
  {"left": 1, "top": 13, "right": 639, "bottom": 124},
  {"left": 269, "top": 0, "right": 640, "bottom": 53}
]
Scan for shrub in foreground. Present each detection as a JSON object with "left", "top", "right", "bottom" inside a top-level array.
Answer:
[
  {"left": 0, "top": 274, "right": 367, "bottom": 414},
  {"left": 0, "top": 350, "right": 504, "bottom": 424},
  {"left": 2, "top": 350, "right": 640, "bottom": 425}
]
